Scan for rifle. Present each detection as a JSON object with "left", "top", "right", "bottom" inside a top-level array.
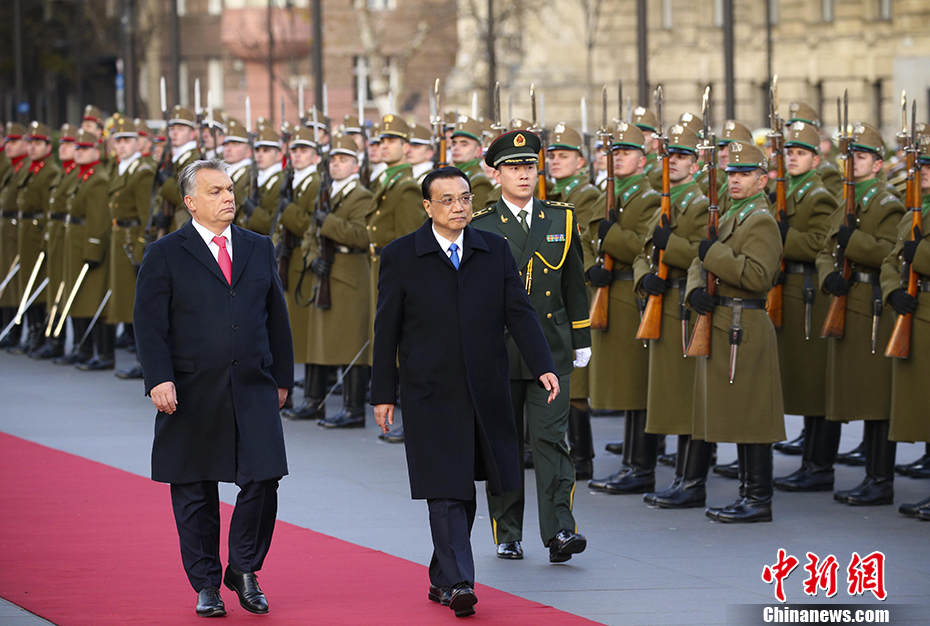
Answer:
[
  {"left": 886, "top": 97, "right": 921, "bottom": 358},
  {"left": 821, "top": 90, "right": 853, "bottom": 338},
  {"left": 686, "top": 87, "right": 719, "bottom": 357},
  {"left": 194, "top": 78, "right": 205, "bottom": 159},
  {"left": 272, "top": 96, "right": 296, "bottom": 290},
  {"left": 310, "top": 105, "right": 335, "bottom": 310},
  {"left": 637, "top": 85, "right": 670, "bottom": 341},
  {"left": 589, "top": 86, "right": 616, "bottom": 330},
  {"left": 530, "top": 84, "right": 547, "bottom": 199},
  {"left": 244, "top": 97, "right": 260, "bottom": 227},
  {"left": 766, "top": 75, "right": 787, "bottom": 328},
  {"left": 431, "top": 79, "right": 448, "bottom": 168},
  {"left": 146, "top": 76, "right": 173, "bottom": 243}
]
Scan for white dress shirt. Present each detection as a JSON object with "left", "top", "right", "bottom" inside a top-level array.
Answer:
[
  {"left": 431, "top": 224, "right": 464, "bottom": 264},
  {"left": 172, "top": 140, "right": 198, "bottom": 163},
  {"left": 502, "top": 195, "right": 534, "bottom": 229},
  {"left": 191, "top": 218, "right": 233, "bottom": 265},
  {"left": 117, "top": 152, "right": 141, "bottom": 176}
]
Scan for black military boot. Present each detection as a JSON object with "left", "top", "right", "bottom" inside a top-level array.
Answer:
[
  {"left": 78, "top": 323, "right": 116, "bottom": 370},
  {"left": 52, "top": 318, "right": 93, "bottom": 365},
  {"left": 115, "top": 355, "right": 144, "bottom": 379},
  {"left": 321, "top": 366, "right": 369, "bottom": 429},
  {"left": 652, "top": 437, "right": 713, "bottom": 509},
  {"left": 589, "top": 411, "right": 634, "bottom": 491},
  {"left": 713, "top": 458, "right": 740, "bottom": 479},
  {"left": 773, "top": 428, "right": 805, "bottom": 456},
  {"left": 31, "top": 331, "right": 64, "bottom": 359},
  {"left": 0, "top": 307, "right": 19, "bottom": 349},
  {"left": 837, "top": 436, "right": 867, "bottom": 466},
  {"left": 604, "top": 410, "right": 657, "bottom": 494},
  {"left": 645, "top": 435, "right": 688, "bottom": 505},
  {"left": 713, "top": 444, "right": 773, "bottom": 523},
  {"left": 283, "top": 364, "right": 327, "bottom": 421},
  {"left": 847, "top": 420, "right": 895, "bottom": 506},
  {"left": 8, "top": 307, "right": 39, "bottom": 355},
  {"left": 775, "top": 416, "right": 840, "bottom": 492},
  {"left": 899, "top": 494, "right": 930, "bottom": 518},
  {"left": 567, "top": 403, "right": 595, "bottom": 480},
  {"left": 707, "top": 445, "right": 748, "bottom": 520},
  {"left": 896, "top": 443, "right": 930, "bottom": 478},
  {"left": 26, "top": 305, "right": 49, "bottom": 356},
  {"left": 115, "top": 323, "right": 134, "bottom": 349}
]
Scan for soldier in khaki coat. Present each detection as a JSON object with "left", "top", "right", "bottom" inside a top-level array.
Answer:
[
  {"left": 632, "top": 126, "right": 710, "bottom": 508},
  {"left": 408, "top": 123, "right": 435, "bottom": 187},
  {"left": 237, "top": 125, "right": 283, "bottom": 236},
  {"left": 686, "top": 141, "right": 784, "bottom": 523},
  {"left": 768, "top": 122, "right": 840, "bottom": 492},
  {"left": 154, "top": 106, "right": 200, "bottom": 233},
  {"left": 787, "top": 102, "right": 843, "bottom": 201},
  {"left": 304, "top": 135, "right": 373, "bottom": 429},
  {"left": 881, "top": 136, "right": 930, "bottom": 519},
  {"left": 816, "top": 125, "right": 905, "bottom": 506},
  {"left": 585, "top": 122, "right": 660, "bottom": 495},
  {"left": 451, "top": 116, "right": 494, "bottom": 210},
  {"left": 630, "top": 107, "right": 661, "bottom": 191},
  {"left": 221, "top": 118, "right": 253, "bottom": 218},
  {"left": 10, "top": 122, "right": 61, "bottom": 356},
  {"left": 0, "top": 123, "right": 30, "bottom": 348},
  {"left": 104, "top": 117, "right": 155, "bottom": 376}
]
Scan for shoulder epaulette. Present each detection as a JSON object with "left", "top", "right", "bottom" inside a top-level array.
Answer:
[
  {"left": 472, "top": 205, "right": 495, "bottom": 219},
  {"left": 681, "top": 190, "right": 695, "bottom": 207},
  {"left": 796, "top": 180, "right": 814, "bottom": 199},
  {"left": 135, "top": 161, "right": 154, "bottom": 173},
  {"left": 640, "top": 188, "right": 659, "bottom": 199},
  {"left": 881, "top": 193, "right": 903, "bottom": 206},
  {"left": 544, "top": 200, "right": 574, "bottom": 209},
  {"left": 739, "top": 204, "right": 773, "bottom": 223}
]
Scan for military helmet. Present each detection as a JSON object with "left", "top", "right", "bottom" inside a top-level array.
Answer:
[
  {"left": 110, "top": 116, "right": 138, "bottom": 140},
  {"left": 223, "top": 118, "right": 249, "bottom": 144},
  {"left": 631, "top": 106, "right": 657, "bottom": 132},
  {"left": 788, "top": 102, "right": 821, "bottom": 128},
  {"left": 330, "top": 133, "right": 360, "bottom": 158},
  {"left": 611, "top": 121, "right": 646, "bottom": 152},
  {"left": 82, "top": 105, "right": 105, "bottom": 126},
  {"left": 452, "top": 115, "right": 483, "bottom": 143},
  {"left": 253, "top": 125, "right": 281, "bottom": 150},
  {"left": 290, "top": 125, "right": 320, "bottom": 150},
  {"left": 168, "top": 105, "right": 196, "bottom": 128},
  {"left": 26, "top": 121, "right": 53, "bottom": 142},
  {"left": 485, "top": 130, "right": 541, "bottom": 168},
  {"left": 341, "top": 114, "right": 363, "bottom": 135},
  {"left": 718, "top": 120, "right": 753, "bottom": 146},
  {"left": 74, "top": 129, "right": 100, "bottom": 148},
  {"left": 409, "top": 123, "right": 432, "bottom": 146},
  {"left": 59, "top": 123, "right": 79, "bottom": 142},
  {"left": 724, "top": 140, "right": 768, "bottom": 172},
  {"left": 850, "top": 122, "right": 885, "bottom": 158},
  {"left": 5, "top": 122, "right": 26, "bottom": 141},
  {"left": 548, "top": 123, "right": 583, "bottom": 154},
  {"left": 784, "top": 121, "right": 820, "bottom": 154},
  {"left": 668, "top": 125, "right": 699, "bottom": 156},
  {"left": 380, "top": 115, "right": 410, "bottom": 141}
]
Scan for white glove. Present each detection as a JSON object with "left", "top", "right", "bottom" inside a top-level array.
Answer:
[{"left": 573, "top": 347, "right": 591, "bottom": 368}]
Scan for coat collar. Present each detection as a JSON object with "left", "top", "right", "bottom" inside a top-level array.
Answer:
[
  {"left": 414, "top": 220, "right": 489, "bottom": 268},
  {"left": 178, "top": 220, "right": 254, "bottom": 287}
]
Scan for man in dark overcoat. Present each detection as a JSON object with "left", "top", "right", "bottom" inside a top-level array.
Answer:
[
  {"left": 370, "top": 167, "right": 559, "bottom": 618},
  {"left": 134, "top": 158, "right": 294, "bottom": 617}
]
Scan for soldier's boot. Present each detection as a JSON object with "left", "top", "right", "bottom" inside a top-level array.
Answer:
[
  {"left": 604, "top": 441, "right": 624, "bottom": 455},
  {"left": 645, "top": 435, "right": 688, "bottom": 504},
  {"left": 896, "top": 442, "right": 930, "bottom": 478},
  {"left": 712, "top": 458, "right": 740, "bottom": 479},
  {"left": 773, "top": 428, "right": 805, "bottom": 456},
  {"left": 77, "top": 323, "right": 115, "bottom": 370},
  {"left": 775, "top": 416, "right": 840, "bottom": 492},
  {"left": 8, "top": 307, "right": 40, "bottom": 355},
  {"left": 837, "top": 436, "right": 867, "bottom": 467},
  {"left": 115, "top": 355, "right": 144, "bottom": 379},
  {"left": 652, "top": 438, "right": 712, "bottom": 509},
  {"left": 26, "top": 305, "right": 49, "bottom": 356},
  {"left": 321, "top": 366, "right": 369, "bottom": 429},
  {"left": 899, "top": 495, "right": 930, "bottom": 518},
  {"left": 834, "top": 421, "right": 882, "bottom": 502},
  {"left": 115, "top": 323, "right": 134, "bottom": 349},
  {"left": 707, "top": 446, "right": 748, "bottom": 520},
  {"left": 604, "top": 410, "right": 657, "bottom": 494},
  {"left": 589, "top": 411, "right": 634, "bottom": 492},
  {"left": 0, "top": 307, "right": 20, "bottom": 349},
  {"left": 32, "top": 331, "right": 64, "bottom": 359},
  {"left": 282, "top": 364, "right": 327, "bottom": 421},
  {"left": 847, "top": 420, "right": 895, "bottom": 506},
  {"left": 52, "top": 318, "right": 93, "bottom": 365},
  {"left": 567, "top": 402, "right": 595, "bottom": 480},
  {"left": 713, "top": 444, "right": 773, "bottom": 523}
]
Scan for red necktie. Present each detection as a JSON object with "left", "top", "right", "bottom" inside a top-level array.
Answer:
[{"left": 213, "top": 235, "right": 232, "bottom": 284}]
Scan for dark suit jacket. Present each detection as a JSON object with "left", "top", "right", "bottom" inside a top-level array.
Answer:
[
  {"left": 370, "top": 221, "right": 557, "bottom": 501},
  {"left": 134, "top": 220, "right": 294, "bottom": 484}
]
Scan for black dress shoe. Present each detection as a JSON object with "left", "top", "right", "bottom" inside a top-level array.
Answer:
[
  {"left": 496, "top": 541, "right": 523, "bottom": 560},
  {"left": 899, "top": 495, "right": 930, "bottom": 518},
  {"left": 712, "top": 459, "right": 739, "bottom": 479},
  {"left": 428, "top": 584, "right": 452, "bottom": 606},
  {"left": 709, "top": 498, "right": 773, "bottom": 523},
  {"left": 115, "top": 364, "right": 144, "bottom": 379},
  {"left": 196, "top": 587, "right": 226, "bottom": 617},
  {"left": 76, "top": 356, "right": 115, "bottom": 371},
  {"left": 223, "top": 566, "right": 269, "bottom": 614},
  {"left": 602, "top": 470, "right": 655, "bottom": 494},
  {"left": 605, "top": 441, "right": 624, "bottom": 455},
  {"left": 449, "top": 582, "right": 477, "bottom": 617},
  {"left": 281, "top": 400, "right": 325, "bottom": 421},
  {"left": 548, "top": 529, "right": 586, "bottom": 563},
  {"left": 837, "top": 442, "right": 867, "bottom": 466}
]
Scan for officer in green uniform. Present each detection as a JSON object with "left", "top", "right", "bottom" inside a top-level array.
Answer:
[
  {"left": 546, "top": 123, "right": 600, "bottom": 479},
  {"left": 365, "top": 115, "right": 427, "bottom": 443},
  {"left": 408, "top": 123, "right": 435, "bottom": 187},
  {"left": 816, "top": 124, "right": 905, "bottom": 506},
  {"left": 237, "top": 125, "right": 283, "bottom": 236},
  {"left": 81, "top": 106, "right": 115, "bottom": 179},
  {"left": 201, "top": 108, "right": 226, "bottom": 160},
  {"left": 630, "top": 107, "right": 662, "bottom": 191},
  {"left": 155, "top": 106, "right": 200, "bottom": 233},
  {"left": 33, "top": 124, "right": 79, "bottom": 360},
  {"left": 686, "top": 140, "right": 785, "bottom": 523},
  {"left": 585, "top": 122, "right": 661, "bottom": 495},
  {"left": 450, "top": 116, "right": 494, "bottom": 211},
  {"left": 366, "top": 124, "right": 385, "bottom": 191},
  {"left": 10, "top": 122, "right": 61, "bottom": 356},
  {"left": 881, "top": 133, "right": 930, "bottom": 519},
  {"left": 102, "top": 117, "right": 155, "bottom": 376},
  {"left": 0, "top": 123, "right": 30, "bottom": 348},
  {"left": 221, "top": 118, "right": 252, "bottom": 218},
  {"left": 472, "top": 129, "right": 590, "bottom": 563},
  {"left": 788, "top": 102, "right": 843, "bottom": 200},
  {"left": 768, "top": 122, "right": 840, "bottom": 491},
  {"left": 62, "top": 130, "right": 111, "bottom": 369},
  {"left": 632, "top": 125, "right": 711, "bottom": 508},
  {"left": 304, "top": 134, "right": 373, "bottom": 428}
]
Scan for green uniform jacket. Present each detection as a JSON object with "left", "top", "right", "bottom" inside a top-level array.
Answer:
[
  {"left": 815, "top": 180, "right": 904, "bottom": 422},
  {"left": 107, "top": 157, "right": 155, "bottom": 324},
  {"left": 65, "top": 165, "right": 110, "bottom": 318},
  {"left": 772, "top": 172, "right": 837, "bottom": 416},
  {"left": 686, "top": 195, "right": 785, "bottom": 443},
  {"left": 585, "top": 175, "right": 660, "bottom": 410},
  {"left": 880, "top": 208, "right": 930, "bottom": 442},
  {"left": 457, "top": 160, "right": 494, "bottom": 210},
  {"left": 303, "top": 178, "right": 373, "bottom": 365},
  {"left": 46, "top": 164, "right": 78, "bottom": 309},
  {"left": 472, "top": 197, "right": 591, "bottom": 379},
  {"left": 0, "top": 150, "right": 10, "bottom": 188},
  {"left": 239, "top": 169, "right": 284, "bottom": 236},
  {"left": 817, "top": 160, "right": 843, "bottom": 201},
  {"left": 16, "top": 158, "right": 61, "bottom": 296},
  {"left": 633, "top": 183, "right": 708, "bottom": 434},
  {"left": 645, "top": 152, "right": 662, "bottom": 191},
  {"left": 158, "top": 147, "right": 199, "bottom": 232},
  {"left": 277, "top": 169, "right": 319, "bottom": 363},
  {"left": 0, "top": 157, "right": 30, "bottom": 307},
  {"left": 229, "top": 161, "right": 252, "bottom": 222}
]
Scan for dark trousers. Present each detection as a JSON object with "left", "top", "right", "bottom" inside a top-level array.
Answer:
[
  {"left": 170, "top": 433, "right": 280, "bottom": 592},
  {"left": 427, "top": 489, "right": 477, "bottom": 588}
]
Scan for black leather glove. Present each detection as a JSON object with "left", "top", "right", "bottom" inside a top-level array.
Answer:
[
  {"left": 889, "top": 288, "right": 918, "bottom": 315},
  {"left": 274, "top": 241, "right": 291, "bottom": 261},
  {"left": 597, "top": 219, "right": 614, "bottom": 242},
  {"left": 84, "top": 260, "right": 100, "bottom": 272},
  {"left": 690, "top": 288, "right": 716, "bottom": 315},
  {"left": 642, "top": 273, "right": 667, "bottom": 296},
  {"left": 314, "top": 209, "right": 328, "bottom": 226},
  {"left": 777, "top": 210, "right": 790, "bottom": 245},
  {"left": 155, "top": 165, "right": 173, "bottom": 187},
  {"left": 151, "top": 213, "right": 171, "bottom": 231},
  {"left": 587, "top": 265, "right": 613, "bottom": 288},
  {"left": 837, "top": 214, "right": 856, "bottom": 248},
  {"left": 824, "top": 271, "right": 851, "bottom": 297},
  {"left": 311, "top": 257, "right": 332, "bottom": 277},
  {"left": 698, "top": 238, "right": 715, "bottom": 262},
  {"left": 242, "top": 198, "right": 258, "bottom": 218},
  {"left": 903, "top": 226, "right": 922, "bottom": 264},
  {"left": 280, "top": 183, "right": 294, "bottom": 205},
  {"left": 652, "top": 214, "right": 672, "bottom": 250}
]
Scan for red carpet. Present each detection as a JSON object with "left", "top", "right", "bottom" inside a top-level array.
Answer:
[{"left": 0, "top": 433, "right": 601, "bottom": 625}]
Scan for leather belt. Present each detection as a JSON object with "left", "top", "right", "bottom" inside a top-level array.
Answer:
[
  {"left": 1, "top": 211, "right": 16, "bottom": 219},
  {"left": 335, "top": 245, "right": 365, "bottom": 254},
  {"left": 716, "top": 297, "right": 766, "bottom": 310},
  {"left": 850, "top": 271, "right": 878, "bottom": 284},
  {"left": 919, "top": 283, "right": 930, "bottom": 293},
  {"left": 17, "top": 211, "right": 43, "bottom": 220},
  {"left": 49, "top": 213, "right": 68, "bottom": 222},
  {"left": 114, "top": 219, "right": 142, "bottom": 228},
  {"left": 612, "top": 269, "right": 634, "bottom": 281},
  {"left": 66, "top": 215, "right": 86, "bottom": 226},
  {"left": 785, "top": 261, "right": 815, "bottom": 274}
]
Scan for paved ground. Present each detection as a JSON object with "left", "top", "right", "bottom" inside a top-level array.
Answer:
[{"left": 2, "top": 347, "right": 929, "bottom": 625}]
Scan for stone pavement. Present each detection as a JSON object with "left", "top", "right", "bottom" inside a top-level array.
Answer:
[{"left": 1, "top": 349, "right": 928, "bottom": 625}]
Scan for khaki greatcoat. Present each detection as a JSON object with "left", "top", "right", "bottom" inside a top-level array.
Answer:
[
  {"left": 16, "top": 158, "right": 61, "bottom": 297},
  {"left": 46, "top": 164, "right": 78, "bottom": 310},
  {"left": 64, "top": 165, "right": 110, "bottom": 318},
  {"left": 278, "top": 169, "right": 319, "bottom": 363}
]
